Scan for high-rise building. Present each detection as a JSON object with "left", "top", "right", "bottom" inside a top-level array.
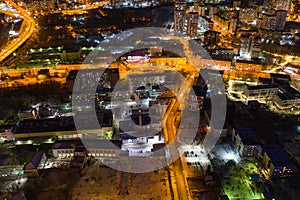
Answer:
[
  {"left": 239, "top": 8, "right": 257, "bottom": 23},
  {"left": 260, "top": 13, "right": 277, "bottom": 30},
  {"left": 194, "top": 0, "right": 202, "bottom": 10},
  {"left": 174, "top": 10, "right": 185, "bottom": 32},
  {"left": 251, "top": 36, "right": 261, "bottom": 58},
  {"left": 263, "top": 0, "right": 276, "bottom": 13},
  {"left": 233, "top": 0, "right": 241, "bottom": 8},
  {"left": 239, "top": 34, "right": 252, "bottom": 57},
  {"left": 194, "top": 0, "right": 205, "bottom": 16},
  {"left": 229, "top": 17, "right": 238, "bottom": 33},
  {"left": 174, "top": 1, "right": 186, "bottom": 11},
  {"left": 275, "top": 10, "right": 288, "bottom": 31},
  {"left": 204, "top": 30, "right": 220, "bottom": 47},
  {"left": 187, "top": 12, "right": 199, "bottom": 38},
  {"left": 174, "top": 1, "right": 186, "bottom": 33},
  {"left": 239, "top": 33, "right": 261, "bottom": 58},
  {"left": 276, "top": 0, "right": 291, "bottom": 11},
  {"left": 209, "top": 5, "right": 219, "bottom": 17}
]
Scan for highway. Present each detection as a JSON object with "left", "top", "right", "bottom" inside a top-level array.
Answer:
[{"left": 0, "top": 0, "right": 35, "bottom": 65}]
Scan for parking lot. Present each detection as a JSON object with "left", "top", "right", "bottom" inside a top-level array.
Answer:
[{"left": 179, "top": 145, "right": 212, "bottom": 177}]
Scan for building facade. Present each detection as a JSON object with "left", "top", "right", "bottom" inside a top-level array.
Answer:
[
  {"left": 259, "top": 145, "right": 296, "bottom": 179},
  {"left": 232, "top": 128, "right": 261, "bottom": 157},
  {"left": 187, "top": 12, "right": 199, "bottom": 38}
]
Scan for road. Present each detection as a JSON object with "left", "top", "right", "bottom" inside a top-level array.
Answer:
[
  {"left": 162, "top": 74, "right": 195, "bottom": 200},
  {"left": 164, "top": 99, "right": 190, "bottom": 200},
  {"left": 0, "top": 0, "right": 35, "bottom": 65}
]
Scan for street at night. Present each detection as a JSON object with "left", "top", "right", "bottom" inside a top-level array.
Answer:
[{"left": 0, "top": 0, "right": 300, "bottom": 200}]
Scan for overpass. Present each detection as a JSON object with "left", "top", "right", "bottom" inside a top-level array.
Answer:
[{"left": 0, "top": 0, "right": 35, "bottom": 65}]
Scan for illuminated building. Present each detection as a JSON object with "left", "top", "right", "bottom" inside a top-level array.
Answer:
[
  {"left": 12, "top": 113, "right": 113, "bottom": 139},
  {"left": 239, "top": 33, "right": 262, "bottom": 58},
  {"left": 174, "top": 0, "right": 187, "bottom": 10},
  {"left": 0, "top": 125, "right": 14, "bottom": 142},
  {"left": 198, "top": 16, "right": 211, "bottom": 32},
  {"left": 188, "top": 85, "right": 205, "bottom": 111},
  {"left": 23, "top": 152, "right": 46, "bottom": 177},
  {"left": 194, "top": 0, "right": 205, "bottom": 16},
  {"left": 120, "top": 134, "right": 164, "bottom": 157},
  {"left": 273, "top": 84, "right": 300, "bottom": 109},
  {"left": 204, "top": 30, "right": 220, "bottom": 47},
  {"left": 85, "top": 139, "right": 122, "bottom": 159},
  {"left": 187, "top": 12, "right": 199, "bottom": 38},
  {"left": 208, "top": 48, "right": 234, "bottom": 61},
  {"left": 233, "top": 0, "right": 241, "bottom": 8},
  {"left": 261, "top": 0, "right": 291, "bottom": 31},
  {"left": 259, "top": 145, "right": 296, "bottom": 179},
  {"left": 66, "top": 68, "right": 120, "bottom": 92},
  {"left": 212, "top": 14, "right": 230, "bottom": 30},
  {"left": 231, "top": 128, "right": 261, "bottom": 157},
  {"left": 260, "top": 13, "right": 277, "bottom": 30},
  {"left": 271, "top": 73, "right": 300, "bottom": 109},
  {"left": 251, "top": 36, "right": 262, "bottom": 58},
  {"left": 243, "top": 84, "right": 278, "bottom": 102},
  {"left": 274, "top": 92, "right": 300, "bottom": 109},
  {"left": 275, "top": 10, "right": 288, "bottom": 31},
  {"left": 235, "top": 59, "right": 262, "bottom": 71},
  {"left": 239, "top": 8, "right": 257, "bottom": 23},
  {"left": 150, "top": 46, "right": 163, "bottom": 57},
  {"left": 275, "top": 0, "right": 291, "bottom": 11},
  {"left": 228, "top": 17, "right": 238, "bottom": 33},
  {"left": 209, "top": 5, "right": 219, "bottom": 17},
  {"left": 174, "top": 2, "right": 186, "bottom": 33},
  {"left": 52, "top": 140, "right": 79, "bottom": 158},
  {"left": 263, "top": 0, "right": 277, "bottom": 13}
]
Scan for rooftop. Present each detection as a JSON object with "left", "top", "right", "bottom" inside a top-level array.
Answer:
[
  {"left": 270, "top": 73, "right": 291, "bottom": 82},
  {"left": 278, "top": 84, "right": 300, "bottom": 99},
  {"left": 24, "top": 151, "right": 44, "bottom": 170},
  {"left": 276, "top": 92, "right": 292, "bottom": 101},
  {"left": 235, "top": 128, "right": 260, "bottom": 145},
  {"left": 262, "top": 145, "right": 295, "bottom": 167},
  {"left": 52, "top": 139, "right": 82, "bottom": 149},
  {"left": 246, "top": 84, "right": 278, "bottom": 90},
  {"left": 236, "top": 58, "right": 263, "bottom": 65},
  {"left": 12, "top": 113, "right": 112, "bottom": 134},
  {"left": 83, "top": 139, "right": 122, "bottom": 150}
]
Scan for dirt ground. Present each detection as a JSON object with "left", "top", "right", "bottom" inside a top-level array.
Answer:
[{"left": 70, "top": 163, "right": 171, "bottom": 200}]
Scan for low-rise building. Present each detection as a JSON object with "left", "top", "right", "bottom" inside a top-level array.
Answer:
[
  {"left": 17, "top": 108, "right": 36, "bottom": 121},
  {"left": 274, "top": 92, "right": 300, "bottom": 109},
  {"left": 12, "top": 111, "right": 113, "bottom": 139},
  {"left": 0, "top": 125, "right": 14, "bottom": 142},
  {"left": 51, "top": 140, "right": 82, "bottom": 158},
  {"left": 232, "top": 128, "right": 261, "bottom": 157},
  {"left": 234, "top": 59, "right": 263, "bottom": 72},
  {"left": 243, "top": 84, "right": 278, "bottom": 101},
  {"left": 188, "top": 85, "right": 205, "bottom": 111},
  {"left": 85, "top": 139, "right": 122, "bottom": 159},
  {"left": 274, "top": 85, "right": 300, "bottom": 109},
  {"left": 212, "top": 14, "right": 230, "bottom": 30},
  {"left": 259, "top": 145, "right": 296, "bottom": 179},
  {"left": 120, "top": 133, "right": 164, "bottom": 157},
  {"left": 23, "top": 152, "right": 46, "bottom": 177}
]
